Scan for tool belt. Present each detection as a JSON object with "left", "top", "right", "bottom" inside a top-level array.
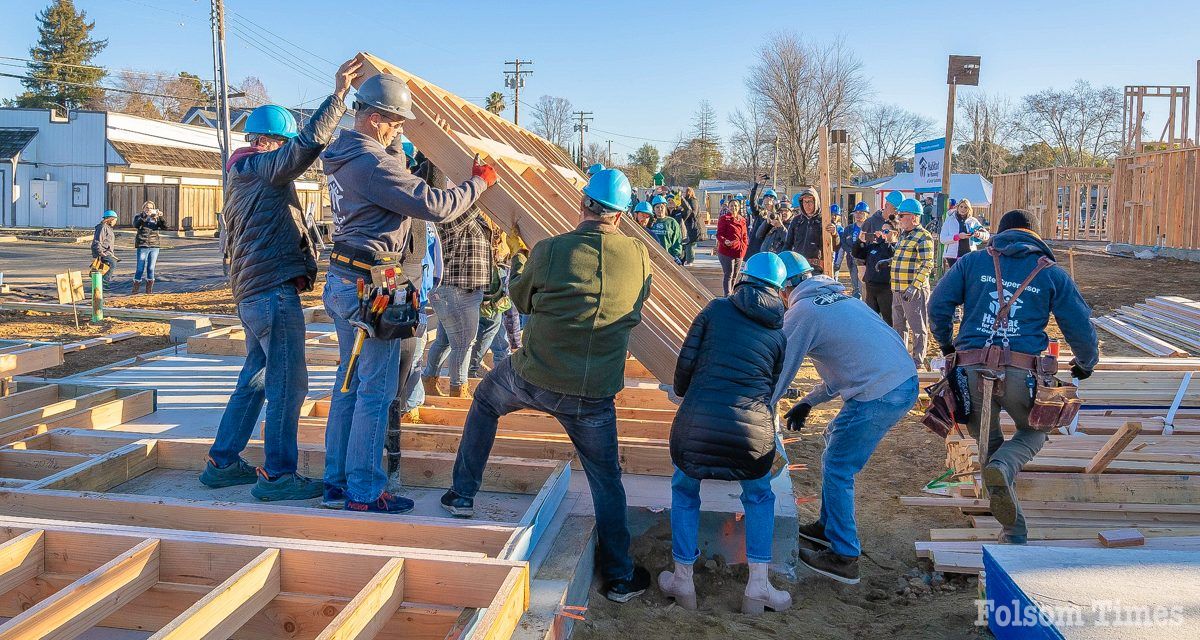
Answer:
[
  {"left": 335, "top": 243, "right": 421, "bottom": 341},
  {"left": 329, "top": 242, "right": 403, "bottom": 280},
  {"left": 89, "top": 257, "right": 111, "bottom": 275},
  {"left": 951, "top": 346, "right": 1057, "bottom": 375}
]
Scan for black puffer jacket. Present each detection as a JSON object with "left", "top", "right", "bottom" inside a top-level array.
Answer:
[
  {"left": 223, "top": 95, "right": 345, "bottom": 303},
  {"left": 670, "top": 282, "right": 787, "bottom": 481},
  {"left": 134, "top": 212, "right": 167, "bottom": 248}
]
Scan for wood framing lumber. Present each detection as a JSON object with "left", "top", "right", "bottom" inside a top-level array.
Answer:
[
  {"left": 0, "top": 529, "right": 44, "bottom": 594},
  {"left": 0, "top": 389, "right": 158, "bottom": 446},
  {"left": 1097, "top": 528, "right": 1145, "bottom": 548},
  {"left": 471, "top": 566, "right": 528, "bottom": 640},
  {"left": 149, "top": 547, "right": 281, "bottom": 640},
  {"left": 23, "top": 440, "right": 158, "bottom": 492},
  {"left": 0, "top": 449, "right": 93, "bottom": 480},
  {"left": 0, "top": 388, "right": 118, "bottom": 434},
  {"left": 0, "top": 537, "right": 160, "bottom": 640},
  {"left": 1084, "top": 421, "right": 1142, "bottom": 473},
  {"left": 314, "top": 557, "right": 404, "bottom": 640},
  {"left": 0, "top": 301, "right": 239, "bottom": 326},
  {"left": 62, "top": 331, "right": 139, "bottom": 354},
  {"left": 0, "top": 385, "right": 60, "bottom": 418},
  {"left": 1093, "top": 316, "right": 1188, "bottom": 357},
  {"left": 0, "top": 343, "right": 64, "bottom": 377}
]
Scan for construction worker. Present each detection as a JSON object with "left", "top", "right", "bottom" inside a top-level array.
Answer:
[
  {"left": 442, "top": 168, "right": 654, "bottom": 603},
  {"left": 318, "top": 71, "right": 497, "bottom": 514},
  {"left": 90, "top": 210, "right": 119, "bottom": 285},
  {"left": 633, "top": 200, "right": 653, "bottom": 227},
  {"left": 928, "top": 209, "right": 1099, "bottom": 544},
  {"left": 861, "top": 190, "right": 903, "bottom": 238},
  {"left": 784, "top": 188, "right": 839, "bottom": 274},
  {"left": 201, "top": 58, "right": 361, "bottom": 501},
  {"left": 773, "top": 251, "right": 919, "bottom": 584},
  {"left": 659, "top": 252, "right": 791, "bottom": 614},
  {"left": 890, "top": 198, "right": 936, "bottom": 369},
  {"left": 648, "top": 196, "right": 684, "bottom": 261}
]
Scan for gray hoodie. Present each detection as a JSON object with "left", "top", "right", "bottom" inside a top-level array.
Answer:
[
  {"left": 772, "top": 275, "right": 917, "bottom": 406},
  {"left": 321, "top": 129, "right": 487, "bottom": 257}
]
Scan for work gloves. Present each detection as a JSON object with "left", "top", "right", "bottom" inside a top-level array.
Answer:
[
  {"left": 472, "top": 160, "right": 498, "bottom": 187},
  {"left": 784, "top": 402, "right": 811, "bottom": 431},
  {"left": 1069, "top": 359, "right": 1092, "bottom": 381}
]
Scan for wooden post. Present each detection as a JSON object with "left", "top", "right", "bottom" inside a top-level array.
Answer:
[
  {"left": 1084, "top": 421, "right": 1142, "bottom": 474},
  {"left": 1068, "top": 246, "right": 1076, "bottom": 280},
  {"left": 818, "top": 126, "right": 833, "bottom": 275},
  {"left": 976, "top": 373, "right": 998, "bottom": 498}
]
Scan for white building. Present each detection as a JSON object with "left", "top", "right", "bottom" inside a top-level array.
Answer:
[{"left": 0, "top": 107, "right": 324, "bottom": 230}]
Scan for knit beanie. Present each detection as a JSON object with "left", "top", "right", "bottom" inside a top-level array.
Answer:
[{"left": 997, "top": 209, "right": 1039, "bottom": 234}]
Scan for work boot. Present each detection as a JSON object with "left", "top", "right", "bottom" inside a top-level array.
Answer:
[
  {"left": 345, "top": 491, "right": 415, "bottom": 514},
  {"left": 131, "top": 280, "right": 141, "bottom": 295},
  {"left": 440, "top": 489, "right": 474, "bottom": 517},
  {"left": 982, "top": 463, "right": 1018, "bottom": 529},
  {"left": 797, "top": 520, "right": 830, "bottom": 548},
  {"left": 401, "top": 407, "right": 421, "bottom": 423},
  {"left": 449, "top": 384, "right": 472, "bottom": 399},
  {"left": 603, "top": 566, "right": 651, "bottom": 603},
  {"left": 250, "top": 470, "right": 323, "bottom": 501},
  {"left": 657, "top": 562, "right": 697, "bottom": 610},
  {"left": 320, "top": 483, "right": 345, "bottom": 509},
  {"left": 996, "top": 530, "right": 1028, "bottom": 545},
  {"left": 146, "top": 279, "right": 154, "bottom": 294},
  {"left": 798, "top": 547, "right": 860, "bottom": 585},
  {"left": 742, "top": 562, "right": 793, "bottom": 613},
  {"left": 422, "top": 376, "right": 446, "bottom": 397},
  {"left": 199, "top": 456, "right": 257, "bottom": 488}
]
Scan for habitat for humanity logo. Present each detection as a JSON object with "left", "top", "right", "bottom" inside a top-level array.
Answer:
[{"left": 976, "top": 599, "right": 1184, "bottom": 629}]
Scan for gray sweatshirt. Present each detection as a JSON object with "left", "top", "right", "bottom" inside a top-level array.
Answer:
[
  {"left": 321, "top": 129, "right": 487, "bottom": 256},
  {"left": 772, "top": 276, "right": 917, "bottom": 406},
  {"left": 91, "top": 222, "right": 114, "bottom": 259}
]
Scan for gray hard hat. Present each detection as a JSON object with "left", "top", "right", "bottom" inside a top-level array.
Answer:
[{"left": 354, "top": 73, "right": 415, "bottom": 119}]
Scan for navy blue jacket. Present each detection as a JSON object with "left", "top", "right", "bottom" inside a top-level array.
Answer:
[{"left": 929, "top": 229, "right": 1099, "bottom": 369}]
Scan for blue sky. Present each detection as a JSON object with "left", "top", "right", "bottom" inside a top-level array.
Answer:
[{"left": 3, "top": 0, "right": 1198, "bottom": 160}]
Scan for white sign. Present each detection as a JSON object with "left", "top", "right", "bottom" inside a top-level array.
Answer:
[{"left": 914, "top": 138, "right": 945, "bottom": 193}]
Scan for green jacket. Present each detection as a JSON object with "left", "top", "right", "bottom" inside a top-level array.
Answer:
[
  {"left": 509, "top": 220, "right": 652, "bottom": 398},
  {"left": 646, "top": 215, "right": 683, "bottom": 259}
]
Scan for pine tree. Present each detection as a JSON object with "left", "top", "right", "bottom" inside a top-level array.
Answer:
[{"left": 17, "top": 0, "right": 108, "bottom": 109}]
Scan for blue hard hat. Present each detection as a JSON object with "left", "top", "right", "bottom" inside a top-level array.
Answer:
[
  {"left": 853, "top": 202, "right": 869, "bottom": 212},
  {"left": 762, "top": 188, "right": 777, "bottom": 199},
  {"left": 740, "top": 252, "right": 787, "bottom": 289},
  {"left": 633, "top": 201, "right": 652, "bottom": 214},
  {"left": 949, "top": 199, "right": 957, "bottom": 207},
  {"left": 792, "top": 193, "right": 802, "bottom": 208},
  {"left": 735, "top": 193, "right": 745, "bottom": 200},
  {"left": 778, "top": 251, "right": 813, "bottom": 285},
  {"left": 102, "top": 210, "right": 118, "bottom": 219},
  {"left": 244, "top": 104, "right": 298, "bottom": 139},
  {"left": 587, "top": 163, "right": 605, "bottom": 176},
  {"left": 830, "top": 204, "right": 841, "bottom": 214},
  {"left": 898, "top": 198, "right": 923, "bottom": 216},
  {"left": 399, "top": 134, "right": 415, "bottom": 159},
  {"left": 885, "top": 190, "right": 904, "bottom": 207},
  {"left": 650, "top": 195, "right": 667, "bottom": 206},
  {"left": 582, "top": 168, "right": 633, "bottom": 212}
]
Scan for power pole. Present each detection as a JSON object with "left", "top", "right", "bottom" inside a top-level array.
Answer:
[
  {"left": 771, "top": 134, "right": 780, "bottom": 190},
  {"left": 606, "top": 139, "right": 613, "bottom": 166},
  {"left": 573, "top": 111, "right": 593, "bottom": 168},
  {"left": 504, "top": 59, "right": 533, "bottom": 126},
  {"left": 211, "top": 0, "right": 233, "bottom": 276}
]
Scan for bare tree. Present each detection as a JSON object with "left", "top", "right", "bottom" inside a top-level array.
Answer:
[
  {"left": 853, "top": 103, "right": 936, "bottom": 179},
  {"left": 530, "top": 95, "right": 573, "bottom": 147},
  {"left": 746, "top": 33, "right": 868, "bottom": 184},
  {"left": 727, "top": 97, "right": 774, "bottom": 181},
  {"left": 103, "top": 69, "right": 164, "bottom": 119},
  {"left": 1015, "top": 80, "right": 1121, "bottom": 166},
  {"left": 230, "top": 76, "right": 271, "bottom": 108},
  {"left": 581, "top": 142, "right": 608, "bottom": 168},
  {"left": 953, "top": 92, "right": 1017, "bottom": 177},
  {"left": 159, "top": 71, "right": 214, "bottom": 121}
]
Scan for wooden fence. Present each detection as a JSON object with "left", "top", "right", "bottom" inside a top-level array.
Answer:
[
  {"left": 107, "top": 183, "right": 326, "bottom": 231},
  {"left": 1110, "top": 147, "right": 1200, "bottom": 250},
  {"left": 989, "top": 167, "right": 1114, "bottom": 241}
]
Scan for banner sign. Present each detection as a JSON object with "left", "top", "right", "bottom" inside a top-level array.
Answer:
[{"left": 914, "top": 138, "right": 945, "bottom": 193}]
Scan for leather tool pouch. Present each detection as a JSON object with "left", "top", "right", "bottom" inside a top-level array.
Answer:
[
  {"left": 374, "top": 284, "right": 421, "bottom": 341},
  {"left": 1028, "top": 376, "right": 1082, "bottom": 431}
]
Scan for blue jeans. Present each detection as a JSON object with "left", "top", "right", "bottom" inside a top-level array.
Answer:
[
  {"left": 402, "top": 326, "right": 429, "bottom": 412},
  {"left": 671, "top": 467, "right": 775, "bottom": 564},
  {"left": 209, "top": 284, "right": 308, "bottom": 477},
  {"left": 423, "top": 285, "right": 485, "bottom": 386},
  {"left": 323, "top": 274, "right": 403, "bottom": 502},
  {"left": 468, "top": 311, "right": 506, "bottom": 377},
  {"left": 820, "top": 376, "right": 919, "bottom": 557},
  {"left": 134, "top": 247, "right": 160, "bottom": 281},
  {"left": 845, "top": 258, "right": 862, "bottom": 299},
  {"left": 451, "top": 358, "right": 633, "bottom": 581}
]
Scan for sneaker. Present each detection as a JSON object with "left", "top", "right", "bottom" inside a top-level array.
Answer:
[
  {"left": 603, "top": 566, "right": 651, "bottom": 603},
  {"left": 345, "top": 492, "right": 415, "bottom": 514},
  {"left": 798, "top": 547, "right": 860, "bottom": 585},
  {"left": 797, "top": 521, "right": 830, "bottom": 548},
  {"left": 996, "top": 530, "right": 1028, "bottom": 545},
  {"left": 250, "top": 470, "right": 323, "bottom": 501},
  {"left": 440, "top": 489, "right": 474, "bottom": 518},
  {"left": 320, "top": 484, "right": 345, "bottom": 509},
  {"left": 199, "top": 457, "right": 257, "bottom": 488},
  {"left": 982, "top": 464, "right": 1018, "bottom": 528}
]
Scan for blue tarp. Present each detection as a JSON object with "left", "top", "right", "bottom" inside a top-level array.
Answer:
[{"left": 869, "top": 172, "right": 993, "bottom": 206}]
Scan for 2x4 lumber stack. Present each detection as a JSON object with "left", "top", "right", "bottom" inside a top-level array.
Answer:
[
  {"left": 355, "top": 52, "right": 711, "bottom": 385},
  {"left": 0, "top": 301, "right": 239, "bottom": 326},
  {"left": 1092, "top": 316, "right": 1187, "bottom": 357}
]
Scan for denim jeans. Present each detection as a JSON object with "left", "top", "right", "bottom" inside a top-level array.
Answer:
[
  {"left": 323, "top": 274, "right": 404, "bottom": 502},
  {"left": 468, "top": 312, "right": 506, "bottom": 377},
  {"left": 402, "top": 326, "right": 429, "bottom": 412},
  {"left": 451, "top": 358, "right": 634, "bottom": 581},
  {"left": 718, "top": 254, "right": 743, "bottom": 296},
  {"left": 671, "top": 467, "right": 775, "bottom": 564},
  {"left": 819, "top": 376, "right": 918, "bottom": 557},
  {"left": 423, "top": 286, "right": 485, "bottom": 386},
  {"left": 134, "top": 247, "right": 160, "bottom": 281},
  {"left": 844, "top": 258, "right": 862, "bottom": 298},
  {"left": 209, "top": 283, "right": 308, "bottom": 477}
]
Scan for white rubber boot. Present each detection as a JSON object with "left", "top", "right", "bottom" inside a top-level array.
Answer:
[
  {"left": 657, "top": 562, "right": 697, "bottom": 610},
  {"left": 742, "top": 562, "right": 792, "bottom": 614}
]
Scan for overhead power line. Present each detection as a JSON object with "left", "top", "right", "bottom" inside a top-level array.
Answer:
[
  {"left": 0, "top": 71, "right": 202, "bottom": 102},
  {"left": 0, "top": 55, "right": 214, "bottom": 83}
]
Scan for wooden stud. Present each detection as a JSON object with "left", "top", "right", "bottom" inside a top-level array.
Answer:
[
  {"left": 0, "top": 529, "right": 44, "bottom": 594},
  {"left": 315, "top": 557, "right": 404, "bottom": 640},
  {"left": 149, "top": 547, "right": 281, "bottom": 640},
  {"left": 1085, "top": 421, "right": 1143, "bottom": 474}
]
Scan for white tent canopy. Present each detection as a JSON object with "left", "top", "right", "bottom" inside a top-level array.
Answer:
[{"left": 869, "top": 172, "right": 993, "bottom": 206}]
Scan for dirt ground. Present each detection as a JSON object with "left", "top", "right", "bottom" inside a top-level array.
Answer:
[
  {"left": 105, "top": 273, "right": 327, "bottom": 316},
  {"left": 0, "top": 310, "right": 173, "bottom": 377}
]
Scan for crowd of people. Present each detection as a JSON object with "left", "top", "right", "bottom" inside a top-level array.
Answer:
[
  {"left": 195, "top": 59, "right": 1100, "bottom": 610},
  {"left": 89, "top": 201, "right": 169, "bottom": 291}
]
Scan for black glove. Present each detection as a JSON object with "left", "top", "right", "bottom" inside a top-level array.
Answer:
[
  {"left": 784, "top": 403, "right": 811, "bottom": 431},
  {"left": 940, "top": 344, "right": 956, "bottom": 356},
  {"left": 1070, "top": 360, "right": 1092, "bottom": 380}
]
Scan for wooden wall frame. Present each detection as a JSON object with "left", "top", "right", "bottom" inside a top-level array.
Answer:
[
  {"left": 0, "top": 342, "right": 64, "bottom": 378},
  {"left": 0, "top": 382, "right": 156, "bottom": 446},
  {"left": 0, "top": 515, "right": 529, "bottom": 639},
  {"left": 988, "top": 167, "right": 1114, "bottom": 241},
  {"left": 188, "top": 325, "right": 340, "bottom": 365},
  {"left": 1123, "top": 85, "right": 1191, "bottom": 154}
]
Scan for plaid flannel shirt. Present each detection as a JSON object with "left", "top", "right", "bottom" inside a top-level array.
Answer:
[
  {"left": 891, "top": 225, "right": 935, "bottom": 291},
  {"left": 437, "top": 207, "right": 493, "bottom": 290}
]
